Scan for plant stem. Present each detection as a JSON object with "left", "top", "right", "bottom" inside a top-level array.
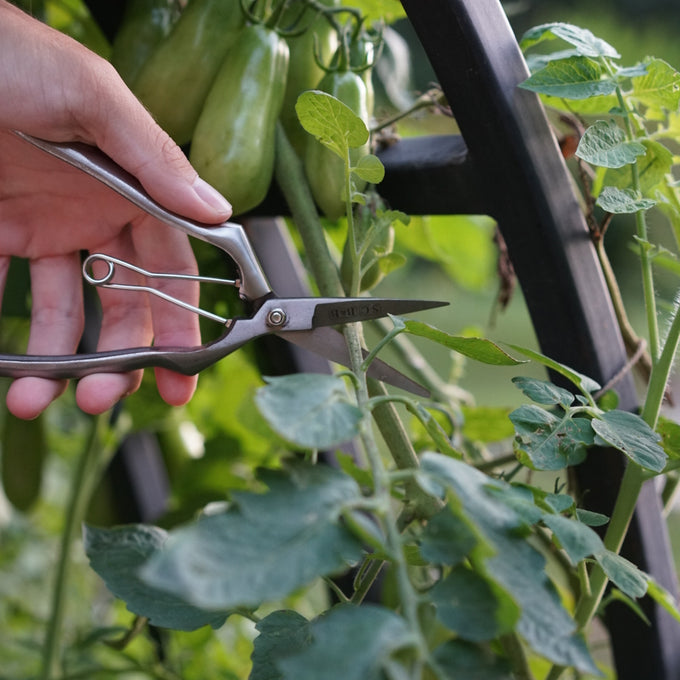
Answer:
[
  {"left": 273, "top": 121, "right": 344, "bottom": 298},
  {"left": 662, "top": 472, "right": 680, "bottom": 515},
  {"left": 542, "top": 68, "right": 670, "bottom": 680},
  {"left": 642, "top": 298, "right": 680, "bottom": 429},
  {"left": 608, "top": 70, "right": 659, "bottom": 362},
  {"left": 350, "top": 558, "right": 384, "bottom": 604},
  {"left": 274, "top": 121, "right": 441, "bottom": 522},
  {"left": 594, "top": 238, "right": 653, "bottom": 384},
  {"left": 275, "top": 120, "right": 431, "bottom": 666},
  {"left": 635, "top": 206, "right": 659, "bottom": 362},
  {"left": 41, "top": 413, "right": 116, "bottom": 680},
  {"left": 499, "top": 633, "right": 535, "bottom": 680},
  {"left": 371, "top": 317, "right": 473, "bottom": 407},
  {"left": 370, "top": 88, "right": 448, "bottom": 133},
  {"left": 368, "top": 380, "right": 444, "bottom": 521},
  {"left": 345, "top": 323, "right": 429, "bottom": 664},
  {"left": 547, "top": 462, "right": 646, "bottom": 680}
]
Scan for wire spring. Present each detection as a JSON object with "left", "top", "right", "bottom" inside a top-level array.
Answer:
[{"left": 82, "top": 253, "right": 237, "bottom": 324}]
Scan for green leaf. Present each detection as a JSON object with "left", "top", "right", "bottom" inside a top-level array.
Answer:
[
  {"left": 575, "top": 509, "right": 609, "bottom": 527},
  {"left": 510, "top": 406, "right": 593, "bottom": 470},
  {"left": 544, "top": 493, "right": 575, "bottom": 513},
  {"left": 375, "top": 251, "right": 406, "bottom": 276},
  {"left": 542, "top": 514, "right": 604, "bottom": 564},
  {"left": 296, "top": 90, "right": 369, "bottom": 160},
  {"left": 596, "top": 186, "right": 656, "bottom": 214},
  {"left": 352, "top": 154, "right": 385, "bottom": 184},
  {"left": 420, "top": 506, "right": 478, "bottom": 566},
  {"left": 524, "top": 48, "right": 581, "bottom": 72},
  {"left": 419, "top": 454, "right": 598, "bottom": 673},
  {"left": 646, "top": 577, "right": 680, "bottom": 624},
  {"left": 631, "top": 58, "right": 680, "bottom": 117},
  {"left": 652, "top": 182, "right": 680, "bottom": 246},
  {"left": 657, "top": 415, "right": 680, "bottom": 460},
  {"left": 250, "top": 610, "right": 312, "bottom": 680},
  {"left": 430, "top": 565, "right": 520, "bottom": 642},
  {"left": 595, "top": 550, "right": 648, "bottom": 599},
  {"left": 507, "top": 344, "right": 601, "bottom": 395},
  {"left": 520, "top": 56, "right": 617, "bottom": 99},
  {"left": 576, "top": 120, "right": 647, "bottom": 168},
  {"left": 83, "top": 524, "right": 228, "bottom": 631},
  {"left": 520, "top": 22, "right": 620, "bottom": 59},
  {"left": 274, "top": 605, "right": 417, "bottom": 680},
  {"left": 511, "top": 376, "right": 574, "bottom": 407},
  {"left": 484, "top": 484, "right": 545, "bottom": 525},
  {"left": 538, "top": 91, "right": 620, "bottom": 116},
  {"left": 403, "top": 321, "right": 524, "bottom": 366},
  {"left": 597, "top": 139, "right": 673, "bottom": 197},
  {"left": 432, "top": 640, "right": 513, "bottom": 680},
  {"left": 255, "top": 374, "right": 362, "bottom": 450},
  {"left": 618, "top": 63, "right": 650, "bottom": 78},
  {"left": 591, "top": 410, "right": 667, "bottom": 472},
  {"left": 605, "top": 588, "right": 651, "bottom": 624},
  {"left": 141, "top": 463, "right": 364, "bottom": 610}
]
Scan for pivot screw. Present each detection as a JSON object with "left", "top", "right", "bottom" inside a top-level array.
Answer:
[{"left": 266, "top": 308, "right": 287, "bottom": 327}]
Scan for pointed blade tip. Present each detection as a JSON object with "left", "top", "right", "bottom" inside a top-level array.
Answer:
[{"left": 376, "top": 298, "right": 450, "bottom": 316}]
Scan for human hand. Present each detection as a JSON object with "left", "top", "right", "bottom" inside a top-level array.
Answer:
[{"left": 0, "top": 2, "right": 233, "bottom": 419}]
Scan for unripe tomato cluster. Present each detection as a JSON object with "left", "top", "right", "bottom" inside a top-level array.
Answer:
[{"left": 113, "top": 0, "right": 376, "bottom": 220}]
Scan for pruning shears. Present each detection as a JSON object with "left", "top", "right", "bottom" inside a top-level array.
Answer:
[{"left": 0, "top": 133, "right": 446, "bottom": 395}]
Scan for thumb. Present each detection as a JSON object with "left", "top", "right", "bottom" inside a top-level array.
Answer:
[{"left": 88, "top": 65, "right": 232, "bottom": 224}]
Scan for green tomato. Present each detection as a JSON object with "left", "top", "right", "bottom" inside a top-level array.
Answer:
[
  {"left": 280, "top": 0, "right": 339, "bottom": 157},
  {"left": 110, "top": 0, "right": 179, "bottom": 86},
  {"left": 132, "top": 0, "right": 245, "bottom": 145},
  {"left": 190, "top": 23, "right": 289, "bottom": 215},
  {"left": 2, "top": 411, "right": 46, "bottom": 512},
  {"left": 304, "top": 68, "right": 371, "bottom": 221}
]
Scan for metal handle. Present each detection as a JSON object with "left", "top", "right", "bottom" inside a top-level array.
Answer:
[
  {"left": 13, "top": 132, "right": 273, "bottom": 302},
  {"left": 0, "top": 298, "right": 296, "bottom": 379},
  {"left": 0, "top": 302, "right": 275, "bottom": 379}
]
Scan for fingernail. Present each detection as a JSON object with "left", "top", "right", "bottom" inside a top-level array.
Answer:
[{"left": 193, "top": 177, "right": 232, "bottom": 216}]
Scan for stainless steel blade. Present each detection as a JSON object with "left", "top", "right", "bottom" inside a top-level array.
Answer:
[
  {"left": 311, "top": 298, "right": 448, "bottom": 328},
  {"left": 279, "top": 327, "right": 430, "bottom": 397}
]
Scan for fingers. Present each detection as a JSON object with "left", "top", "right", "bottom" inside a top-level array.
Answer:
[
  {"left": 2, "top": 219, "right": 201, "bottom": 418},
  {"left": 76, "top": 217, "right": 201, "bottom": 413},
  {"left": 80, "top": 62, "right": 233, "bottom": 225},
  {"left": 132, "top": 215, "right": 200, "bottom": 406},
  {"left": 75, "top": 228, "right": 151, "bottom": 415},
  {"left": 0, "top": 4, "right": 232, "bottom": 226},
  {"left": 5, "top": 253, "right": 83, "bottom": 420}
]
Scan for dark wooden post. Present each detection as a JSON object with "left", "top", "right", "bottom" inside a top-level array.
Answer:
[{"left": 398, "top": 1, "right": 680, "bottom": 677}]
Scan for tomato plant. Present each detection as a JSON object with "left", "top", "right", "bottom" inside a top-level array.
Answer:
[{"left": 4, "top": 2, "right": 680, "bottom": 680}]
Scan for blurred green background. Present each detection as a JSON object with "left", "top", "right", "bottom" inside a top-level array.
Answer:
[{"left": 3, "top": 1, "right": 680, "bottom": 677}]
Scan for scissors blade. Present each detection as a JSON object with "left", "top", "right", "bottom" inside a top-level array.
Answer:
[
  {"left": 278, "top": 327, "right": 430, "bottom": 397},
  {"left": 310, "top": 298, "right": 448, "bottom": 328}
]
